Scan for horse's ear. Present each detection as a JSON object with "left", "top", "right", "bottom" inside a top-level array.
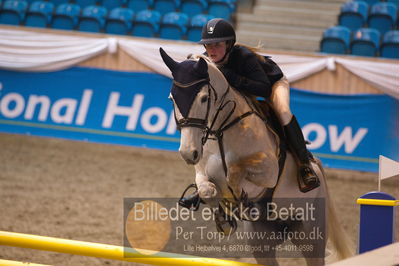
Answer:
[
  {"left": 159, "top": 47, "right": 179, "bottom": 72},
  {"left": 193, "top": 57, "right": 208, "bottom": 76}
]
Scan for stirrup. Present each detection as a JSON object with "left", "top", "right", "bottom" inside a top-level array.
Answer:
[{"left": 178, "top": 183, "right": 202, "bottom": 211}]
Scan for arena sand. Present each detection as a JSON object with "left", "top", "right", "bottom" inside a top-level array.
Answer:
[{"left": 0, "top": 133, "right": 398, "bottom": 265}]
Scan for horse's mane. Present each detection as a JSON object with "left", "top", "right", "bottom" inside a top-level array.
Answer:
[
  {"left": 188, "top": 54, "right": 214, "bottom": 65},
  {"left": 188, "top": 54, "right": 226, "bottom": 81}
]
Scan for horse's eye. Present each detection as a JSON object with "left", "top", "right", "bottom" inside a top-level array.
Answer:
[{"left": 201, "top": 95, "right": 209, "bottom": 103}]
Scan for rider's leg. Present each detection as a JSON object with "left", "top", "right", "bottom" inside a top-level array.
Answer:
[
  {"left": 270, "top": 77, "right": 320, "bottom": 193},
  {"left": 270, "top": 76, "right": 292, "bottom": 126}
]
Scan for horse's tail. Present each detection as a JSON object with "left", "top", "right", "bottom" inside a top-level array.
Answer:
[{"left": 317, "top": 159, "right": 354, "bottom": 260}]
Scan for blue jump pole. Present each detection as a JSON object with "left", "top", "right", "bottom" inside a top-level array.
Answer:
[{"left": 357, "top": 191, "right": 398, "bottom": 254}]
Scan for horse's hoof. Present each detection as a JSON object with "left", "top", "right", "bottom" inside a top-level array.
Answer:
[
  {"left": 198, "top": 182, "right": 217, "bottom": 198},
  {"left": 214, "top": 209, "right": 237, "bottom": 235}
]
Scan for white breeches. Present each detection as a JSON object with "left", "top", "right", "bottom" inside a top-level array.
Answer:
[{"left": 270, "top": 76, "right": 293, "bottom": 126}]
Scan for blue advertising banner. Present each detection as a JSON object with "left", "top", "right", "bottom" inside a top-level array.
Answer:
[
  {"left": 0, "top": 67, "right": 180, "bottom": 151},
  {"left": 0, "top": 66, "right": 398, "bottom": 172},
  {"left": 291, "top": 89, "right": 399, "bottom": 172}
]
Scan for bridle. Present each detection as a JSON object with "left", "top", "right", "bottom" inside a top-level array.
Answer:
[
  {"left": 173, "top": 78, "right": 213, "bottom": 132},
  {"left": 173, "top": 78, "right": 256, "bottom": 178}
]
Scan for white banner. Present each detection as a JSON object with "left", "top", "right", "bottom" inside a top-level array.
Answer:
[{"left": 1, "top": 28, "right": 399, "bottom": 99}]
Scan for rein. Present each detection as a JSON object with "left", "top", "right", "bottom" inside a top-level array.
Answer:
[{"left": 174, "top": 79, "right": 256, "bottom": 178}]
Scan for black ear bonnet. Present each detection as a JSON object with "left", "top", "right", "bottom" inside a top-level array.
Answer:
[{"left": 160, "top": 48, "right": 209, "bottom": 118}]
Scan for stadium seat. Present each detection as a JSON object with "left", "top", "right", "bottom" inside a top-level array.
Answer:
[
  {"left": 24, "top": 1, "right": 54, "bottom": 28},
  {"left": 367, "top": 2, "right": 397, "bottom": 35},
  {"left": 51, "top": 3, "right": 81, "bottom": 30},
  {"left": 159, "top": 11, "right": 188, "bottom": 40},
  {"left": 181, "top": 0, "right": 207, "bottom": 17},
  {"left": 153, "top": 0, "right": 180, "bottom": 15},
  {"left": 0, "top": 0, "right": 28, "bottom": 25},
  {"left": 132, "top": 9, "right": 160, "bottom": 37},
  {"left": 338, "top": 1, "right": 368, "bottom": 32},
  {"left": 187, "top": 14, "right": 214, "bottom": 42},
  {"left": 320, "top": 26, "right": 351, "bottom": 55},
  {"left": 75, "top": 0, "right": 98, "bottom": 8},
  {"left": 104, "top": 7, "right": 133, "bottom": 35},
  {"left": 208, "top": 0, "right": 235, "bottom": 20},
  {"left": 354, "top": 0, "right": 379, "bottom": 6},
  {"left": 51, "top": 0, "right": 70, "bottom": 6},
  {"left": 380, "top": 30, "right": 399, "bottom": 59},
  {"left": 126, "top": 0, "right": 154, "bottom": 12},
  {"left": 101, "top": 0, "right": 125, "bottom": 10},
  {"left": 77, "top": 5, "right": 107, "bottom": 32},
  {"left": 387, "top": 0, "right": 399, "bottom": 8},
  {"left": 350, "top": 28, "right": 381, "bottom": 57}
]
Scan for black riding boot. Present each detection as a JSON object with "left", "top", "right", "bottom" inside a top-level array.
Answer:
[{"left": 284, "top": 116, "right": 320, "bottom": 193}]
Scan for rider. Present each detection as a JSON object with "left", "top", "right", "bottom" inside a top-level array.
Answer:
[{"left": 179, "top": 18, "right": 319, "bottom": 208}]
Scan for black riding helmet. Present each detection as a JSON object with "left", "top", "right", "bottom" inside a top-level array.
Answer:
[
  {"left": 199, "top": 18, "right": 236, "bottom": 45},
  {"left": 199, "top": 19, "right": 236, "bottom": 63}
]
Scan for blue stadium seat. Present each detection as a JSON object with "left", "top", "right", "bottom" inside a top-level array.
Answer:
[
  {"left": 153, "top": 0, "right": 180, "bottom": 15},
  {"left": 159, "top": 11, "right": 188, "bottom": 40},
  {"left": 350, "top": 28, "right": 381, "bottom": 57},
  {"left": 208, "top": 0, "right": 234, "bottom": 20},
  {"left": 368, "top": 2, "right": 397, "bottom": 35},
  {"left": 380, "top": 30, "right": 399, "bottom": 59},
  {"left": 51, "top": 3, "right": 81, "bottom": 30},
  {"left": 132, "top": 9, "right": 160, "bottom": 37},
  {"left": 387, "top": 0, "right": 399, "bottom": 8},
  {"left": 187, "top": 14, "right": 214, "bottom": 42},
  {"left": 320, "top": 26, "right": 351, "bottom": 55},
  {"left": 0, "top": 0, "right": 28, "bottom": 25},
  {"left": 354, "top": 0, "right": 379, "bottom": 6},
  {"left": 338, "top": 1, "right": 368, "bottom": 32},
  {"left": 101, "top": 0, "right": 125, "bottom": 10},
  {"left": 75, "top": 0, "right": 98, "bottom": 8},
  {"left": 104, "top": 7, "right": 133, "bottom": 35},
  {"left": 126, "top": 0, "right": 154, "bottom": 12},
  {"left": 24, "top": 1, "right": 54, "bottom": 28},
  {"left": 51, "top": 0, "right": 70, "bottom": 6},
  {"left": 181, "top": 0, "right": 207, "bottom": 17},
  {"left": 78, "top": 5, "right": 107, "bottom": 32}
]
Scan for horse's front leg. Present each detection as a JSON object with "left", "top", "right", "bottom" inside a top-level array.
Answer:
[
  {"left": 227, "top": 152, "right": 279, "bottom": 199},
  {"left": 195, "top": 170, "right": 217, "bottom": 199},
  {"left": 226, "top": 163, "right": 246, "bottom": 200}
]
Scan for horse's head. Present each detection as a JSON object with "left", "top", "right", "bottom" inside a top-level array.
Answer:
[{"left": 160, "top": 48, "right": 227, "bottom": 165}]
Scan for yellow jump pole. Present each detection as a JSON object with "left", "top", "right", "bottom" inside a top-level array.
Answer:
[
  {"left": 0, "top": 259, "right": 51, "bottom": 266},
  {"left": 0, "top": 231, "right": 260, "bottom": 266}
]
